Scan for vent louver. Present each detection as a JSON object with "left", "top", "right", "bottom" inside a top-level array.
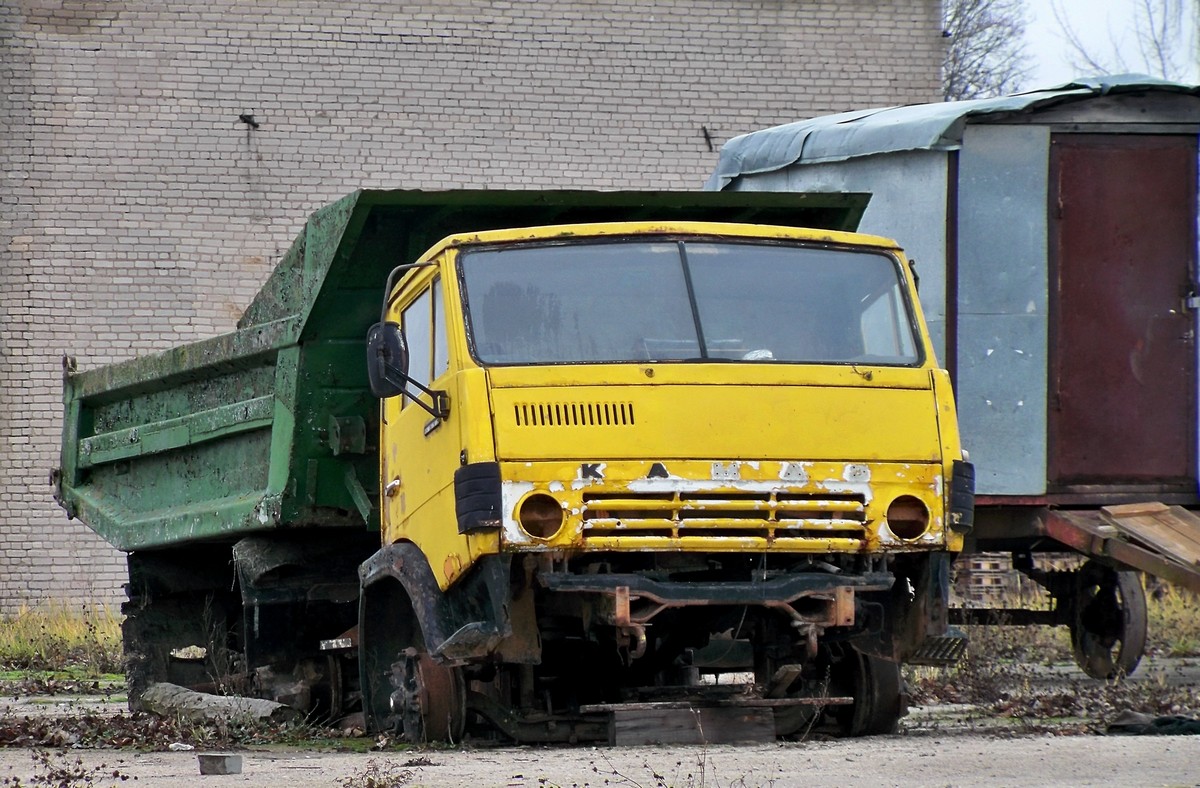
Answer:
[{"left": 514, "top": 401, "right": 636, "bottom": 427}]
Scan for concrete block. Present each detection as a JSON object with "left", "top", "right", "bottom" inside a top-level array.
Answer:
[{"left": 197, "top": 753, "right": 243, "bottom": 775}]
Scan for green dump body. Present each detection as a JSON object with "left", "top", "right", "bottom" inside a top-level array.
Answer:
[{"left": 56, "top": 189, "right": 868, "bottom": 552}]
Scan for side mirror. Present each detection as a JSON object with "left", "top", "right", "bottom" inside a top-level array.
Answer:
[{"left": 366, "top": 321, "right": 409, "bottom": 398}]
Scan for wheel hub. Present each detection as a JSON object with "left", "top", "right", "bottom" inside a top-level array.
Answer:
[{"left": 389, "top": 651, "right": 466, "bottom": 743}]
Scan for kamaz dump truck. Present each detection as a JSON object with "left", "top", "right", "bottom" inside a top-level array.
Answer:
[{"left": 55, "top": 190, "right": 974, "bottom": 744}]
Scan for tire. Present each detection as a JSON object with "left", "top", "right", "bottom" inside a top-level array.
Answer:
[
  {"left": 835, "top": 650, "right": 904, "bottom": 736},
  {"left": 1069, "top": 561, "right": 1147, "bottom": 679}
]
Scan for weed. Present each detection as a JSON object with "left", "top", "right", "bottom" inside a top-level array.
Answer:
[
  {"left": 0, "top": 606, "right": 121, "bottom": 676},
  {"left": 586, "top": 750, "right": 776, "bottom": 788},
  {"left": 0, "top": 708, "right": 346, "bottom": 751},
  {"left": 1146, "top": 584, "right": 1200, "bottom": 658},
  {"left": 335, "top": 758, "right": 413, "bottom": 787},
  {"left": 0, "top": 748, "right": 135, "bottom": 787},
  {"left": 907, "top": 607, "right": 1199, "bottom": 735}
]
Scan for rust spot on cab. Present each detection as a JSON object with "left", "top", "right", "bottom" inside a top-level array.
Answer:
[{"left": 444, "top": 553, "right": 463, "bottom": 582}]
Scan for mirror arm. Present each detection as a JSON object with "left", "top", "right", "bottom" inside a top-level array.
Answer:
[
  {"left": 382, "top": 362, "right": 450, "bottom": 420},
  {"left": 404, "top": 377, "right": 451, "bottom": 421}
]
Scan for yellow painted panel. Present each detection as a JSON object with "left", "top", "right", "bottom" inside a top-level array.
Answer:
[
  {"left": 486, "top": 363, "right": 930, "bottom": 390},
  {"left": 374, "top": 222, "right": 962, "bottom": 590},
  {"left": 491, "top": 383, "right": 940, "bottom": 463}
]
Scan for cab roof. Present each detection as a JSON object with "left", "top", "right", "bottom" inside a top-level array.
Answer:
[{"left": 419, "top": 220, "right": 902, "bottom": 261}]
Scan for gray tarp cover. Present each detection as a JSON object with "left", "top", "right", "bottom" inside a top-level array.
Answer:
[{"left": 707, "top": 75, "right": 1200, "bottom": 190}]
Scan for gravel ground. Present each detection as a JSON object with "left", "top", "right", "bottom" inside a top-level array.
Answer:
[
  {"left": 1, "top": 732, "right": 1198, "bottom": 787},
  {"left": 2, "top": 658, "right": 1198, "bottom": 787}
]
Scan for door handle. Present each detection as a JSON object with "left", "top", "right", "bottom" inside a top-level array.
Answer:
[
  {"left": 1183, "top": 288, "right": 1200, "bottom": 313},
  {"left": 384, "top": 478, "right": 401, "bottom": 497}
]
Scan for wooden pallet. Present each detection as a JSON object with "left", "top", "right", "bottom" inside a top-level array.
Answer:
[
  {"left": 1102, "top": 503, "right": 1200, "bottom": 569},
  {"left": 608, "top": 706, "right": 775, "bottom": 745},
  {"left": 581, "top": 697, "right": 852, "bottom": 745}
]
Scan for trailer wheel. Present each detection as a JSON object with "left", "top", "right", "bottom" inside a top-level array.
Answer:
[
  {"left": 1069, "top": 561, "right": 1147, "bottom": 679},
  {"left": 390, "top": 651, "right": 467, "bottom": 744},
  {"left": 834, "top": 649, "right": 904, "bottom": 736}
]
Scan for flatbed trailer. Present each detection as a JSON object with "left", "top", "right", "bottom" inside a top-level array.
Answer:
[{"left": 952, "top": 503, "right": 1200, "bottom": 678}]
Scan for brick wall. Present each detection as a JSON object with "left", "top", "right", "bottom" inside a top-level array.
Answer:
[{"left": 0, "top": 0, "right": 944, "bottom": 613}]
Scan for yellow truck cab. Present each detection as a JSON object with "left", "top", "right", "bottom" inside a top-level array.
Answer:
[{"left": 361, "top": 220, "right": 973, "bottom": 742}]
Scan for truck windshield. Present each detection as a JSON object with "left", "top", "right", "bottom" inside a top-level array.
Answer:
[{"left": 459, "top": 239, "right": 921, "bottom": 365}]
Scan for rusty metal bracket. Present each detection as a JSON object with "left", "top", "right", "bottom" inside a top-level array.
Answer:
[
  {"left": 614, "top": 585, "right": 631, "bottom": 626},
  {"left": 543, "top": 572, "right": 883, "bottom": 633}
]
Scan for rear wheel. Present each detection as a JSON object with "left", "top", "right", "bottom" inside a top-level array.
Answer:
[
  {"left": 123, "top": 550, "right": 240, "bottom": 709},
  {"left": 833, "top": 649, "right": 904, "bottom": 736},
  {"left": 758, "top": 642, "right": 903, "bottom": 738},
  {"left": 1069, "top": 561, "right": 1147, "bottom": 679}
]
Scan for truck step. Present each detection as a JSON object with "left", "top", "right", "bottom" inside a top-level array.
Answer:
[{"left": 907, "top": 627, "right": 968, "bottom": 666}]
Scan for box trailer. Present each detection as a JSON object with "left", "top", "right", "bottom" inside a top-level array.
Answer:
[{"left": 709, "top": 75, "right": 1200, "bottom": 679}]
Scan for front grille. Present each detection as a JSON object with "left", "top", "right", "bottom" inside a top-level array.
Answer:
[
  {"left": 513, "top": 401, "right": 635, "bottom": 427},
  {"left": 580, "top": 490, "right": 868, "bottom": 542}
]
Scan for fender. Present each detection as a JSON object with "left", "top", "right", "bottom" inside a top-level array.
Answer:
[{"left": 358, "top": 542, "right": 513, "bottom": 661}]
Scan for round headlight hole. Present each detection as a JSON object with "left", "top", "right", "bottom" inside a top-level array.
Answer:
[
  {"left": 886, "top": 495, "right": 930, "bottom": 540},
  {"left": 518, "top": 493, "right": 564, "bottom": 539}
]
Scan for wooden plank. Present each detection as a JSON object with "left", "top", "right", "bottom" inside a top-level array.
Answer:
[
  {"left": 581, "top": 696, "right": 852, "bottom": 712},
  {"left": 766, "top": 665, "right": 803, "bottom": 699},
  {"left": 609, "top": 707, "right": 775, "bottom": 746},
  {"left": 1041, "top": 511, "right": 1200, "bottom": 593},
  {"left": 1106, "top": 511, "right": 1200, "bottom": 567},
  {"left": 1102, "top": 505, "right": 1200, "bottom": 568},
  {"left": 1103, "top": 502, "right": 1171, "bottom": 518},
  {"left": 1115, "top": 518, "right": 1200, "bottom": 566},
  {"left": 1157, "top": 506, "right": 1200, "bottom": 554}
]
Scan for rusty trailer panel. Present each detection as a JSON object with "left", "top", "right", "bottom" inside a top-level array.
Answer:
[
  {"left": 709, "top": 79, "right": 1200, "bottom": 504},
  {"left": 1048, "top": 134, "right": 1198, "bottom": 489}
]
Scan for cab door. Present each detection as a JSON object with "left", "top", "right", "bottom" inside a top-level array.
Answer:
[{"left": 380, "top": 273, "right": 467, "bottom": 584}]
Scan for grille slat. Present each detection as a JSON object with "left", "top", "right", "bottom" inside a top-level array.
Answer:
[
  {"left": 581, "top": 490, "right": 868, "bottom": 544},
  {"left": 513, "top": 401, "right": 636, "bottom": 427}
]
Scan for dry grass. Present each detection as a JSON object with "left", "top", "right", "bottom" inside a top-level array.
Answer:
[
  {"left": 908, "top": 582, "right": 1200, "bottom": 732},
  {"left": 956, "top": 577, "right": 1199, "bottom": 660},
  {"left": 1146, "top": 584, "right": 1200, "bottom": 657},
  {"left": 0, "top": 604, "right": 122, "bottom": 675}
]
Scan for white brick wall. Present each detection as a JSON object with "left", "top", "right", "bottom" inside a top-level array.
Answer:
[{"left": 0, "top": 0, "right": 944, "bottom": 613}]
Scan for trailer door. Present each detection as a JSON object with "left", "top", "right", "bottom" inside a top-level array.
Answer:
[{"left": 1048, "top": 133, "right": 1197, "bottom": 489}]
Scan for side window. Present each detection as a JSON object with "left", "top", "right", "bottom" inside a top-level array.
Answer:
[
  {"left": 402, "top": 288, "right": 432, "bottom": 407},
  {"left": 400, "top": 278, "right": 450, "bottom": 409},
  {"left": 433, "top": 278, "right": 449, "bottom": 379},
  {"left": 860, "top": 289, "right": 917, "bottom": 361}
]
